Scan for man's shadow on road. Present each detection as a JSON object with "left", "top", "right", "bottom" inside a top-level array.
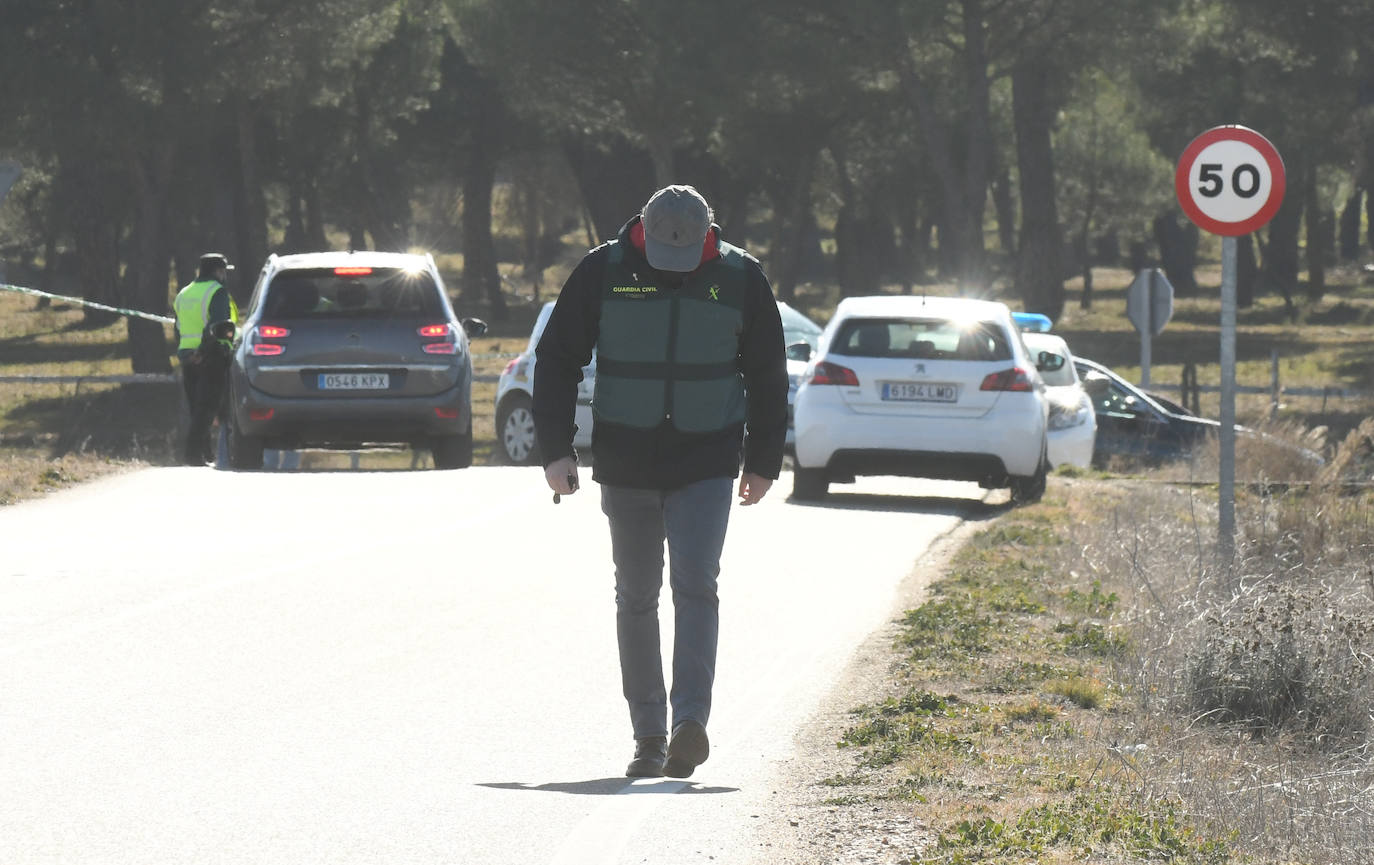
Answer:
[{"left": 478, "top": 779, "right": 738, "bottom": 796}]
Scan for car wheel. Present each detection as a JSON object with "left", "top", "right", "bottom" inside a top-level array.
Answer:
[
  {"left": 496, "top": 394, "right": 540, "bottom": 466},
  {"left": 1009, "top": 442, "right": 1048, "bottom": 505},
  {"left": 227, "top": 420, "right": 264, "bottom": 470},
  {"left": 791, "top": 466, "right": 829, "bottom": 500},
  {"left": 432, "top": 428, "right": 473, "bottom": 470}
]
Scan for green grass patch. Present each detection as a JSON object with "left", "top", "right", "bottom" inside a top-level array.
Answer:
[
  {"left": 920, "top": 795, "right": 1234, "bottom": 864},
  {"left": 1054, "top": 620, "right": 1131, "bottom": 657},
  {"left": 1062, "top": 581, "right": 1119, "bottom": 616}
]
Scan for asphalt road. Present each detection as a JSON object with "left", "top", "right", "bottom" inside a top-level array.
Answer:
[{"left": 0, "top": 466, "right": 989, "bottom": 864}]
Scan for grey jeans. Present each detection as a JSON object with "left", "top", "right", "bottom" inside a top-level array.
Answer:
[{"left": 600, "top": 477, "right": 734, "bottom": 739}]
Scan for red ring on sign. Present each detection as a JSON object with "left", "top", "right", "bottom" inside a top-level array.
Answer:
[{"left": 1174, "top": 125, "right": 1286, "bottom": 237}]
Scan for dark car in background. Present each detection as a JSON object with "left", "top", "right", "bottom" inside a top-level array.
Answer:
[
  {"left": 1074, "top": 356, "right": 1229, "bottom": 467},
  {"left": 227, "top": 251, "right": 487, "bottom": 470}
]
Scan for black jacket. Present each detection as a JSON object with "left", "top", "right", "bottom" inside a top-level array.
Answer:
[{"left": 533, "top": 216, "right": 788, "bottom": 490}]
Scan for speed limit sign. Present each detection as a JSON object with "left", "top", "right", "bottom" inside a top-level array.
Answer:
[
  {"left": 1176, "top": 125, "right": 1280, "bottom": 237},
  {"left": 1173, "top": 125, "right": 1285, "bottom": 561},
  {"left": 1175, "top": 125, "right": 1285, "bottom": 236}
]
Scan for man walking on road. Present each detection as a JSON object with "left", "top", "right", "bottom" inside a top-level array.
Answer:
[
  {"left": 173, "top": 253, "right": 238, "bottom": 466},
  {"left": 533, "top": 185, "right": 788, "bottom": 779}
]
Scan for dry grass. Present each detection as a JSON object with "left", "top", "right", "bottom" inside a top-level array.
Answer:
[{"left": 1073, "top": 421, "right": 1374, "bottom": 864}]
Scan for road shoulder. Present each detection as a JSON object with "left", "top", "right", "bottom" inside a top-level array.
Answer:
[{"left": 747, "top": 518, "right": 988, "bottom": 864}]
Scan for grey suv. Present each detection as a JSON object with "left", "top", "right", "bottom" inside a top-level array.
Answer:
[{"left": 226, "top": 251, "right": 487, "bottom": 470}]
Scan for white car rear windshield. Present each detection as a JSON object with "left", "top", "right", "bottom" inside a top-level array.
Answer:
[
  {"left": 262, "top": 268, "right": 445, "bottom": 320},
  {"left": 832, "top": 317, "right": 1012, "bottom": 361}
]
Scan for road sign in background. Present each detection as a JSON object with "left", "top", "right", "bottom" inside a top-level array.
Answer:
[
  {"left": 1126, "top": 268, "right": 1174, "bottom": 337},
  {"left": 1126, "top": 268, "right": 1174, "bottom": 388},
  {"left": 1175, "top": 125, "right": 1285, "bottom": 566}
]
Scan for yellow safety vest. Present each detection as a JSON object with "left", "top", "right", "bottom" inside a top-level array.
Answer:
[{"left": 173, "top": 280, "right": 239, "bottom": 351}]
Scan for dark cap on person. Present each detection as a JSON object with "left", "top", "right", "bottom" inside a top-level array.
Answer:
[
  {"left": 641, "top": 185, "right": 712, "bottom": 272},
  {"left": 199, "top": 253, "right": 234, "bottom": 275}
]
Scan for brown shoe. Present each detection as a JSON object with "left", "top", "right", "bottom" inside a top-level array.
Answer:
[
  {"left": 664, "top": 720, "right": 709, "bottom": 778},
  {"left": 625, "top": 736, "right": 667, "bottom": 778}
]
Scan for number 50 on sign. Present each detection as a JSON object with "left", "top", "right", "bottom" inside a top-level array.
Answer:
[{"left": 1174, "top": 125, "right": 1285, "bottom": 237}]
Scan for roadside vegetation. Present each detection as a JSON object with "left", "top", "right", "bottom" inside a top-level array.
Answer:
[{"left": 818, "top": 367, "right": 1374, "bottom": 859}]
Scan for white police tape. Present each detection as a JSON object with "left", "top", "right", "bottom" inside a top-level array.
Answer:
[
  {"left": 0, "top": 282, "right": 176, "bottom": 324},
  {"left": 0, "top": 373, "right": 500, "bottom": 384},
  {"left": 0, "top": 282, "right": 519, "bottom": 359}
]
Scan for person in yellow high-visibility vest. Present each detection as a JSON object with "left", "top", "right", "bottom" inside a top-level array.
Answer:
[{"left": 173, "top": 253, "right": 239, "bottom": 466}]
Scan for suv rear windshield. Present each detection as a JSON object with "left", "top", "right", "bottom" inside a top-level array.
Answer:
[
  {"left": 261, "top": 268, "right": 445, "bottom": 320},
  {"left": 833, "top": 317, "right": 1012, "bottom": 361}
]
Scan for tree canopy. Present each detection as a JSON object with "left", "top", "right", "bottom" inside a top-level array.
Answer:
[{"left": 1, "top": 0, "right": 1372, "bottom": 368}]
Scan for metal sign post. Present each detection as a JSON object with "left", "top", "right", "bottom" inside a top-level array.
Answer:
[
  {"left": 1175, "top": 126, "right": 1285, "bottom": 565},
  {"left": 1218, "top": 237, "right": 1237, "bottom": 561}
]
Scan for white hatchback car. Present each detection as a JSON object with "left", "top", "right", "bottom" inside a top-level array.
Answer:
[
  {"left": 1020, "top": 331, "right": 1096, "bottom": 469},
  {"left": 791, "top": 295, "right": 1050, "bottom": 502},
  {"left": 494, "top": 300, "right": 822, "bottom": 465}
]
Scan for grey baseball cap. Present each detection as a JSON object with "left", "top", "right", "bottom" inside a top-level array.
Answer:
[{"left": 641, "top": 185, "right": 712, "bottom": 272}]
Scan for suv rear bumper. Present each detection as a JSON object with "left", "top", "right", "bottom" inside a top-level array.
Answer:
[{"left": 232, "top": 381, "right": 469, "bottom": 448}]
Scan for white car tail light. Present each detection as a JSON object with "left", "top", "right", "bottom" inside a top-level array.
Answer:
[
  {"left": 979, "top": 367, "right": 1034, "bottom": 392},
  {"left": 806, "top": 361, "right": 860, "bottom": 386}
]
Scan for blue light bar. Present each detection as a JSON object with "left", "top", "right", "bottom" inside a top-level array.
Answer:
[{"left": 1013, "top": 312, "right": 1053, "bottom": 333}]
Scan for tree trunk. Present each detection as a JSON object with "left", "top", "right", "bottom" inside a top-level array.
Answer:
[
  {"left": 65, "top": 162, "right": 121, "bottom": 328},
  {"left": 1305, "top": 165, "right": 1332, "bottom": 304},
  {"left": 1077, "top": 230, "right": 1093, "bottom": 310},
  {"left": 125, "top": 142, "right": 176, "bottom": 373},
  {"left": 991, "top": 166, "right": 1016, "bottom": 259},
  {"left": 1338, "top": 190, "right": 1362, "bottom": 260},
  {"left": 1153, "top": 213, "right": 1200, "bottom": 299},
  {"left": 37, "top": 229, "right": 57, "bottom": 309},
  {"left": 1012, "top": 60, "right": 1065, "bottom": 321},
  {"left": 1237, "top": 233, "right": 1257, "bottom": 308},
  {"left": 462, "top": 138, "right": 505, "bottom": 321},
  {"left": 892, "top": 50, "right": 973, "bottom": 291},
  {"left": 829, "top": 145, "right": 881, "bottom": 298},
  {"left": 235, "top": 97, "right": 268, "bottom": 302},
  {"left": 1263, "top": 154, "right": 1302, "bottom": 318},
  {"left": 645, "top": 131, "right": 675, "bottom": 189},
  {"left": 893, "top": 185, "right": 921, "bottom": 292},
  {"left": 1367, "top": 183, "right": 1374, "bottom": 254},
  {"left": 561, "top": 134, "right": 655, "bottom": 242},
  {"left": 769, "top": 154, "right": 817, "bottom": 303},
  {"left": 284, "top": 179, "right": 308, "bottom": 253},
  {"left": 957, "top": 0, "right": 992, "bottom": 290},
  {"left": 305, "top": 179, "right": 329, "bottom": 250}
]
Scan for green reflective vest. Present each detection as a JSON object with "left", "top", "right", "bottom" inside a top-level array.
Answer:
[
  {"left": 173, "top": 280, "right": 238, "bottom": 351},
  {"left": 594, "top": 241, "right": 750, "bottom": 433}
]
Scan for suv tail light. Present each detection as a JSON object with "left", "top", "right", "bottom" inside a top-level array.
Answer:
[
  {"left": 980, "top": 367, "right": 1035, "bottom": 392},
  {"left": 248, "top": 324, "right": 289, "bottom": 356},
  {"left": 807, "top": 361, "right": 860, "bottom": 386},
  {"left": 419, "top": 322, "right": 460, "bottom": 355}
]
